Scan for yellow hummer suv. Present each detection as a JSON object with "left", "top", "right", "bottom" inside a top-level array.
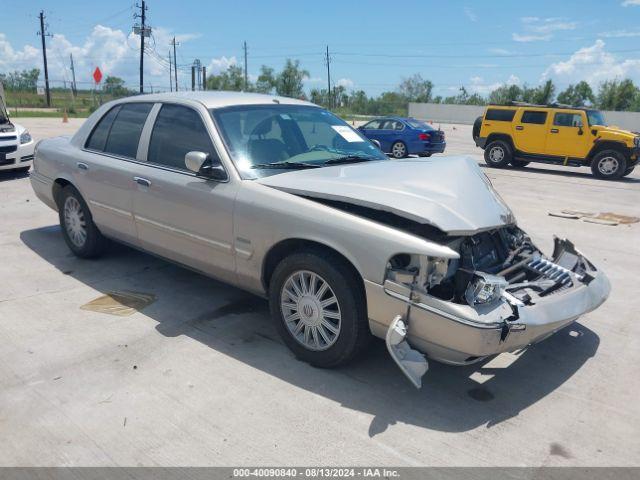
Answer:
[{"left": 472, "top": 103, "right": 639, "bottom": 179}]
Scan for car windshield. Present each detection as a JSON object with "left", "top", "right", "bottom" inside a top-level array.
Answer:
[
  {"left": 406, "top": 118, "right": 433, "bottom": 130},
  {"left": 587, "top": 110, "right": 607, "bottom": 126},
  {"left": 211, "top": 104, "right": 388, "bottom": 178}
]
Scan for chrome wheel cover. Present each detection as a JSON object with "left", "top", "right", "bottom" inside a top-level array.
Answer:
[
  {"left": 280, "top": 270, "right": 341, "bottom": 351},
  {"left": 489, "top": 145, "right": 505, "bottom": 163},
  {"left": 598, "top": 156, "right": 619, "bottom": 175},
  {"left": 392, "top": 142, "right": 406, "bottom": 158},
  {"left": 63, "top": 196, "right": 87, "bottom": 248}
]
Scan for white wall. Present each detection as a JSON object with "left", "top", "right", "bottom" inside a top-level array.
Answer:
[{"left": 408, "top": 102, "right": 640, "bottom": 132}]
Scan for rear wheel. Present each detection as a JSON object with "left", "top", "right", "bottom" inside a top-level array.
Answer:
[
  {"left": 484, "top": 140, "right": 512, "bottom": 168},
  {"left": 591, "top": 150, "right": 627, "bottom": 179},
  {"left": 58, "top": 185, "right": 107, "bottom": 258},
  {"left": 510, "top": 160, "right": 530, "bottom": 168},
  {"left": 269, "top": 250, "right": 370, "bottom": 368},
  {"left": 472, "top": 116, "right": 483, "bottom": 141},
  {"left": 391, "top": 141, "right": 407, "bottom": 159}
]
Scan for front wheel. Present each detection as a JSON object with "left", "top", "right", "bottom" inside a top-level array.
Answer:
[
  {"left": 591, "top": 150, "right": 627, "bottom": 179},
  {"left": 58, "top": 185, "right": 107, "bottom": 258},
  {"left": 269, "top": 250, "right": 370, "bottom": 368},
  {"left": 484, "top": 140, "right": 512, "bottom": 168},
  {"left": 390, "top": 141, "right": 407, "bottom": 159}
]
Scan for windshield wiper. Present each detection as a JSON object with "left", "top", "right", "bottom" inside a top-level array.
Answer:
[
  {"left": 323, "top": 155, "right": 380, "bottom": 165},
  {"left": 251, "top": 161, "right": 320, "bottom": 169}
]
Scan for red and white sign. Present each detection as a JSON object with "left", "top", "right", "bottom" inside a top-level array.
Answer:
[{"left": 93, "top": 67, "right": 103, "bottom": 84}]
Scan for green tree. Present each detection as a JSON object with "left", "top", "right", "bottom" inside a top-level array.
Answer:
[
  {"left": 597, "top": 79, "right": 638, "bottom": 111},
  {"left": 398, "top": 74, "right": 433, "bottom": 103},
  {"left": 254, "top": 65, "right": 276, "bottom": 94},
  {"left": 206, "top": 65, "right": 246, "bottom": 91},
  {"left": 274, "top": 59, "right": 308, "bottom": 98},
  {"left": 557, "top": 81, "right": 595, "bottom": 106},
  {"left": 0, "top": 69, "right": 40, "bottom": 91},
  {"left": 488, "top": 84, "right": 523, "bottom": 104},
  {"left": 103, "top": 76, "right": 130, "bottom": 97}
]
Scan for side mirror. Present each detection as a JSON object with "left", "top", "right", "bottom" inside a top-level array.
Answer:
[
  {"left": 185, "top": 151, "right": 228, "bottom": 181},
  {"left": 370, "top": 139, "right": 381, "bottom": 149}
]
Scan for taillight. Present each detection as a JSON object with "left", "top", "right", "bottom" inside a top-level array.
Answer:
[{"left": 418, "top": 133, "right": 430, "bottom": 141}]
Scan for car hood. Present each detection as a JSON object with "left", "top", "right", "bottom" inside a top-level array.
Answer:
[{"left": 256, "top": 156, "right": 515, "bottom": 234}]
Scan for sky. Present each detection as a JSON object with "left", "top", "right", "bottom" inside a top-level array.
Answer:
[{"left": 2, "top": 0, "right": 640, "bottom": 97}]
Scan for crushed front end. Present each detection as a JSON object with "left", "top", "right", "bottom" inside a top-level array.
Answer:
[{"left": 366, "top": 226, "right": 610, "bottom": 369}]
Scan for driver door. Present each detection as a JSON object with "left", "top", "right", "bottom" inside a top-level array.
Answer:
[
  {"left": 132, "top": 103, "right": 238, "bottom": 283},
  {"left": 545, "top": 110, "right": 591, "bottom": 159}
]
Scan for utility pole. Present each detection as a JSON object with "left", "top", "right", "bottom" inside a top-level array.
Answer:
[
  {"left": 38, "top": 11, "right": 51, "bottom": 107},
  {"left": 325, "top": 45, "right": 331, "bottom": 109},
  {"left": 134, "top": 1, "right": 150, "bottom": 94},
  {"left": 243, "top": 41, "right": 248, "bottom": 91},
  {"left": 69, "top": 53, "right": 77, "bottom": 96},
  {"left": 202, "top": 67, "right": 207, "bottom": 90},
  {"left": 168, "top": 50, "right": 173, "bottom": 92},
  {"left": 171, "top": 37, "right": 179, "bottom": 92},
  {"left": 191, "top": 65, "right": 195, "bottom": 91}
]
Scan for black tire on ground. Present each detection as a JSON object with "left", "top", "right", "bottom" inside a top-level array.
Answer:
[
  {"left": 57, "top": 185, "right": 107, "bottom": 258},
  {"left": 484, "top": 140, "right": 512, "bottom": 168},
  {"left": 390, "top": 141, "right": 407, "bottom": 159},
  {"left": 590, "top": 150, "right": 627, "bottom": 179},
  {"left": 510, "top": 160, "right": 530, "bottom": 168},
  {"left": 622, "top": 165, "right": 635, "bottom": 177},
  {"left": 269, "top": 249, "right": 371, "bottom": 368},
  {"left": 472, "top": 116, "right": 483, "bottom": 140},
  {"left": 418, "top": 153, "right": 432, "bottom": 157}
]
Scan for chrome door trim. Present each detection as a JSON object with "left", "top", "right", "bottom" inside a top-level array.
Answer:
[
  {"left": 135, "top": 214, "right": 233, "bottom": 252},
  {"left": 89, "top": 200, "right": 134, "bottom": 218}
]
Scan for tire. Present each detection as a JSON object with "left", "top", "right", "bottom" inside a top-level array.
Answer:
[
  {"left": 590, "top": 150, "right": 627, "bottom": 179},
  {"left": 390, "top": 141, "right": 407, "bottom": 159},
  {"left": 472, "top": 116, "right": 482, "bottom": 140},
  {"left": 269, "top": 250, "right": 371, "bottom": 368},
  {"left": 622, "top": 165, "right": 635, "bottom": 177},
  {"left": 57, "top": 185, "right": 107, "bottom": 258},
  {"left": 15, "top": 166, "right": 30, "bottom": 173},
  {"left": 510, "top": 160, "right": 530, "bottom": 168},
  {"left": 418, "top": 153, "right": 432, "bottom": 158},
  {"left": 484, "top": 140, "right": 512, "bottom": 168}
]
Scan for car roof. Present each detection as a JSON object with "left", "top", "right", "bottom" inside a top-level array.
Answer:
[{"left": 114, "top": 90, "right": 317, "bottom": 109}]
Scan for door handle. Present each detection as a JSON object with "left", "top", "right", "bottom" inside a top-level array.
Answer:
[
  {"left": 77, "top": 162, "right": 89, "bottom": 170},
  {"left": 515, "top": 126, "right": 524, "bottom": 131},
  {"left": 134, "top": 176, "right": 151, "bottom": 187},
  {"left": 550, "top": 128, "right": 559, "bottom": 133}
]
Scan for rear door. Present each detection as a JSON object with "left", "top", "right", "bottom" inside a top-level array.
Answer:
[
  {"left": 512, "top": 109, "right": 549, "bottom": 154},
  {"left": 376, "top": 119, "right": 398, "bottom": 152},
  {"left": 79, "top": 102, "right": 153, "bottom": 244},
  {"left": 545, "top": 110, "right": 591, "bottom": 158},
  {"left": 132, "top": 102, "right": 237, "bottom": 283}
]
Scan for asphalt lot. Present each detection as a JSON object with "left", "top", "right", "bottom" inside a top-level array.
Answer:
[{"left": 1, "top": 118, "right": 639, "bottom": 466}]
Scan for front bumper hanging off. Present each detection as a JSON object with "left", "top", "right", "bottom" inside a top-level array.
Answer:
[{"left": 377, "top": 238, "right": 610, "bottom": 387}]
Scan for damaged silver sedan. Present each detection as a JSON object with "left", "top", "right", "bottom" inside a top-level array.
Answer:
[{"left": 30, "top": 92, "right": 610, "bottom": 388}]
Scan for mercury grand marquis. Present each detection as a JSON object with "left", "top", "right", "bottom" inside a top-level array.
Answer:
[{"left": 30, "top": 91, "right": 610, "bottom": 388}]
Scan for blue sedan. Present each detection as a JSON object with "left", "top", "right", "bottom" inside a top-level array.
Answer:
[{"left": 358, "top": 117, "right": 446, "bottom": 158}]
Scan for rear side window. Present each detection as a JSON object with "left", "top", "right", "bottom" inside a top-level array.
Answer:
[
  {"left": 85, "top": 106, "right": 120, "bottom": 151},
  {"left": 147, "top": 104, "right": 217, "bottom": 171},
  {"left": 103, "top": 103, "right": 153, "bottom": 158},
  {"left": 485, "top": 109, "right": 516, "bottom": 122},
  {"left": 521, "top": 111, "right": 548, "bottom": 125}
]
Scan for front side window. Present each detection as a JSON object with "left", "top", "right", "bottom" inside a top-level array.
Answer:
[
  {"left": 148, "top": 104, "right": 217, "bottom": 171},
  {"left": 521, "top": 110, "right": 547, "bottom": 125},
  {"left": 362, "top": 120, "right": 381, "bottom": 130},
  {"left": 554, "top": 112, "right": 584, "bottom": 127},
  {"left": 85, "top": 106, "right": 121, "bottom": 151},
  {"left": 104, "top": 103, "right": 153, "bottom": 158},
  {"left": 212, "top": 105, "right": 387, "bottom": 179}
]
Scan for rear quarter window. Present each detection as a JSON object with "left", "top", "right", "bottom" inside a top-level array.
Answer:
[
  {"left": 485, "top": 109, "right": 516, "bottom": 122},
  {"left": 85, "top": 106, "right": 121, "bottom": 151}
]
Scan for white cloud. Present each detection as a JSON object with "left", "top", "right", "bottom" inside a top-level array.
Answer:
[
  {"left": 336, "top": 78, "right": 354, "bottom": 89},
  {"left": 488, "top": 48, "right": 513, "bottom": 55},
  {"left": 513, "top": 16, "right": 577, "bottom": 42},
  {"left": 467, "top": 74, "right": 520, "bottom": 94},
  {"left": 206, "top": 56, "right": 237, "bottom": 75},
  {"left": 599, "top": 29, "right": 640, "bottom": 38},
  {"left": 464, "top": 7, "right": 477, "bottom": 22},
  {"left": 542, "top": 39, "right": 640, "bottom": 86},
  {"left": 622, "top": 0, "right": 640, "bottom": 5}
]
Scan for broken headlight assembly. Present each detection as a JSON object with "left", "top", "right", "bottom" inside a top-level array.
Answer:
[
  {"left": 386, "top": 254, "right": 456, "bottom": 298},
  {"left": 464, "top": 272, "right": 508, "bottom": 306}
]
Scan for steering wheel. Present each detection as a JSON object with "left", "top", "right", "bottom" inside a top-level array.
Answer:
[{"left": 308, "top": 144, "right": 331, "bottom": 152}]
